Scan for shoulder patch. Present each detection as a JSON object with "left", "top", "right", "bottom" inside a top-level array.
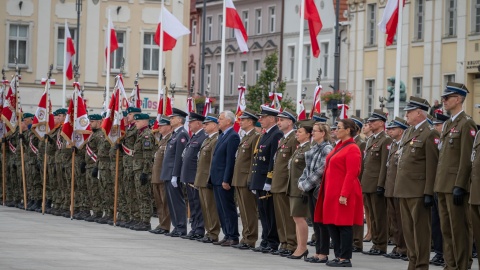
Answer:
[
  {"left": 434, "top": 138, "right": 440, "bottom": 145},
  {"left": 471, "top": 129, "right": 476, "bottom": 137}
]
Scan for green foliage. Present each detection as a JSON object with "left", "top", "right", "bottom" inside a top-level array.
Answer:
[{"left": 246, "top": 51, "right": 295, "bottom": 112}]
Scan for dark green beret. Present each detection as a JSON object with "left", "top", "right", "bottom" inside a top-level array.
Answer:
[
  {"left": 54, "top": 108, "right": 67, "bottom": 116},
  {"left": 133, "top": 113, "right": 149, "bottom": 120},
  {"left": 122, "top": 111, "right": 128, "bottom": 117},
  {"left": 127, "top": 107, "right": 142, "bottom": 114},
  {"left": 22, "top": 113, "right": 34, "bottom": 119},
  {"left": 88, "top": 114, "right": 102, "bottom": 121}
]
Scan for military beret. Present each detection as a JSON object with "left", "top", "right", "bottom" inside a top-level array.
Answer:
[
  {"left": 277, "top": 108, "right": 297, "bottom": 123},
  {"left": 134, "top": 113, "right": 150, "bottom": 120},
  {"left": 127, "top": 107, "right": 142, "bottom": 114},
  {"left": 240, "top": 108, "right": 259, "bottom": 121},
  {"left": 169, "top": 107, "right": 188, "bottom": 118},
  {"left": 367, "top": 109, "right": 388, "bottom": 122},
  {"left": 122, "top": 111, "right": 128, "bottom": 117},
  {"left": 22, "top": 113, "right": 34, "bottom": 119},
  {"left": 257, "top": 105, "right": 279, "bottom": 117},
  {"left": 312, "top": 112, "right": 329, "bottom": 123},
  {"left": 203, "top": 113, "right": 218, "bottom": 124},
  {"left": 88, "top": 114, "right": 102, "bottom": 121},
  {"left": 441, "top": 82, "right": 469, "bottom": 97},
  {"left": 189, "top": 111, "right": 205, "bottom": 122},
  {"left": 255, "top": 121, "right": 261, "bottom": 128},
  {"left": 54, "top": 108, "right": 67, "bottom": 116},
  {"left": 404, "top": 96, "right": 430, "bottom": 111}
]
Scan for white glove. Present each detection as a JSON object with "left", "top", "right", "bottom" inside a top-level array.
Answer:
[
  {"left": 171, "top": 176, "right": 178, "bottom": 188},
  {"left": 263, "top": 183, "right": 271, "bottom": 192},
  {"left": 251, "top": 190, "right": 257, "bottom": 195}
]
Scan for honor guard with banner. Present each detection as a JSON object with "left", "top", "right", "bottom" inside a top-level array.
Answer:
[{"left": 84, "top": 114, "right": 103, "bottom": 222}]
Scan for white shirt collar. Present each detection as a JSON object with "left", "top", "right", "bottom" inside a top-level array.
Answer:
[
  {"left": 265, "top": 125, "right": 275, "bottom": 134},
  {"left": 415, "top": 119, "right": 427, "bottom": 130},
  {"left": 174, "top": 126, "right": 183, "bottom": 133},
  {"left": 284, "top": 129, "right": 294, "bottom": 138},
  {"left": 208, "top": 132, "right": 218, "bottom": 138},
  {"left": 451, "top": 110, "right": 463, "bottom": 121}
]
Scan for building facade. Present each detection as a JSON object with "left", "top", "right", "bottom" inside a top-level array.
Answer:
[
  {"left": 1, "top": 0, "right": 191, "bottom": 115},
  {"left": 346, "top": 0, "right": 480, "bottom": 121}
]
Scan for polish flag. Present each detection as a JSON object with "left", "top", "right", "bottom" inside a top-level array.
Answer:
[
  {"left": 378, "top": 0, "right": 405, "bottom": 46},
  {"left": 0, "top": 79, "right": 10, "bottom": 138},
  {"left": 298, "top": 100, "right": 306, "bottom": 120},
  {"left": 185, "top": 97, "right": 195, "bottom": 135},
  {"left": 102, "top": 76, "right": 126, "bottom": 145},
  {"left": 62, "top": 83, "right": 92, "bottom": 149},
  {"left": 105, "top": 17, "right": 119, "bottom": 61},
  {"left": 233, "top": 84, "right": 246, "bottom": 132},
  {"left": 152, "top": 94, "right": 173, "bottom": 132},
  {"left": 310, "top": 85, "right": 322, "bottom": 117},
  {"left": 337, "top": 104, "right": 349, "bottom": 119},
  {"left": 202, "top": 97, "right": 212, "bottom": 117},
  {"left": 304, "top": 0, "right": 323, "bottom": 58},
  {"left": 2, "top": 77, "right": 19, "bottom": 134},
  {"left": 31, "top": 79, "right": 55, "bottom": 140},
  {"left": 225, "top": 0, "right": 249, "bottom": 53},
  {"left": 129, "top": 82, "right": 141, "bottom": 109},
  {"left": 269, "top": 92, "right": 283, "bottom": 111},
  {"left": 64, "top": 23, "right": 76, "bottom": 80},
  {"left": 154, "top": 6, "right": 191, "bottom": 51}
]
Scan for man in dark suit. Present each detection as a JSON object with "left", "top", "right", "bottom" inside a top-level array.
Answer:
[
  {"left": 250, "top": 105, "right": 283, "bottom": 253},
  {"left": 210, "top": 110, "right": 240, "bottom": 247},
  {"left": 180, "top": 112, "right": 208, "bottom": 240},
  {"left": 160, "top": 108, "right": 189, "bottom": 237}
]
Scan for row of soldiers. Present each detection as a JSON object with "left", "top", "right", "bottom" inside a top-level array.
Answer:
[{"left": 1, "top": 81, "right": 479, "bottom": 269}]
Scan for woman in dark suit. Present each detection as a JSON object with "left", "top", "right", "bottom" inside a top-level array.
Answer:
[
  {"left": 314, "top": 119, "right": 363, "bottom": 267},
  {"left": 286, "top": 120, "right": 313, "bottom": 259}
]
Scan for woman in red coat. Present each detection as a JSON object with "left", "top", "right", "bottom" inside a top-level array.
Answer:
[{"left": 314, "top": 119, "right": 363, "bottom": 267}]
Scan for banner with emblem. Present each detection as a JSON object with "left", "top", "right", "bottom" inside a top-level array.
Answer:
[
  {"left": 298, "top": 100, "right": 306, "bottom": 120},
  {"left": 61, "top": 82, "right": 92, "bottom": 149},
  {"left": 269, "top": 92, "right": 282, "bottom": 111},
  {"left": 2, "top": 77, "right": 18, "bottom": 135},
  {"left": 311, "top": 85, "right": 322, "bottom": 117},
  {"left": 234, "top": 84, "right": 246, "bottom": 132},
  {"left": 31, "top": 79, "right": 55, "bottom": 140},
  {"left": 0, "top": 76, "right": 8, "bottom": 139},
  {"left": 102, "top": 75, "right": 126, "bottom": 145},
  {"left": 152, "top": 92, "right": 172, "bottom": 133}
]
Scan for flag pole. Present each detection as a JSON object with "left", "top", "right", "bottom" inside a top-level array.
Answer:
[
  {"left": 106, "top": 10, "right": 112, "bottom": 109},
  {"left": 1, "top": 68, "right": 6, "bottom": 206},
  {"left": 393, "top": 0, "right": 403, "bottom": 117},
  {"left": 42, "top": 65, "right": 53, "bottom": 214},
  {"left": 296, "top": 0, "right": 305, "bottom": 115},
  {"left": 70, "top": 66, "right": 79, "bottom": 219},
  {"left": 163, "top": 69, "right": 167, "bottom": 115},
  {"left": 158, "top": 0, "right": 165, "bottom": 101},
  {"left": 219, "top": 0, "right": 227, "bottom": 112},
  {"left": 63, "top": 20, "right": 68, "bottom": 108},
  {"left": 113, "top": 59, "right": 125, "bottom": 226}
]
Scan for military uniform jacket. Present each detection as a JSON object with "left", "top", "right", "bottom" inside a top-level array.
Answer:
[
  {"left": 271, "top": 130, "right": 299, "bottom": 193},
  {"left": 249, "top": 125, "right": 283, "bottom": 191},
  {"left": 434, "top": 111, "right": 477, "bottom": 193},
  {"left": 355, "top": 135, "right": 366, "bottom": 179},
  {"left": 97, "top": 134, "right": 111, "bottom": 169},
  {"left": 395, "top": 122, "right": 440, "bottom": 198},
  {"left": 7, "top": 128, "right": 19, "bottom": 161},
  {"left": 232, "top": 129, "right": 260, "bottom": 187},
  {"left": 469, "top": 131, "right": 480, "bottom": 205},
  {"left": 46, "top": 125, "right": 61, "bottom": 163},
  {"left": 384, "top": 141, "right": 400, "bottom": 198},
  {"left": 26, "top": 129, "right": 39, "bottom": 161},
  {"left": 181, "top": 130, "right": 208, "bottom": 183},
  {"left": 287, "top": 142, "right": 311, "bottom": 197},
  {"left": 152, "top": 132, "right": 172, "bottom": 183},
  {"left": 122, "top": 124, "right": 137, "bottom": 168},
  {"left": 194, "top": 133, "right": 219, "bottom": 187},
  {"left": 85, "top": 129, "right": 103, "bottom": 168},
  {"left": 58, "top": 128, "right": 71, "bottom": 163},
  {"left": 160, "top": 126, "right": 189, "bottom": 181},
  {"left": 361, "top": 130, "right": 392, "bottom": 193},
  {"left": 133, "top": 126, "right": 155, "bottom": 174}
]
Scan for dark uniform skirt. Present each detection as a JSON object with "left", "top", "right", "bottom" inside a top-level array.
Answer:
[{"left": 289, "top": 196, "right": 310, "bottom": 217}]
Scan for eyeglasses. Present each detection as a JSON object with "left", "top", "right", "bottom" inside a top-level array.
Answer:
[{"left": 442, "top": 95, "right": 459, "bottom": 101}]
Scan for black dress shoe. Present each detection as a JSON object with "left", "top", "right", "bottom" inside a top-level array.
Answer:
[
  {"left": 351, "top": 247, "right": 363, "bottom": 253},
  {"left": 220, "top": 240, "right": 239, "bottom": 247},
  {"left": 383, "top": 252, "right": 398, "bottom": 258},
  {"left": 212, "top": 239, "right": 227, "bottom": 245},
  {"left": 280, "top": 250, "right": 294, "bottom": 257},
  {"left": 430, "top": 254, "right": 444, "bottom": 266},
  {"left": 397, "top": 254, "right": 408, "bottom": 260},
  {"left": 306, "top": 256, "right": 328, "bottom": 263},
  {"left": 251, "top": 246, "right": 268, "bottom": 253},
  {"left": 326, "top": 259, "right": 352, "bottom": 267},
  {"left": 270, "top": 248, "right": 285, "bottom": 255},
  {"left": 181, "top": 234, "right": 194, "bottom": 239},
  {"left": 170, "top": 231, "right": 185, "bottom": 237},
  {"left": 200, "top": 237, "right": 216, "bottom": 244},
  {"left": 307, "top": 240, "right": 316, "bottom": 246},
  {"left": 189, "top": 234, "right": 204, "bottom": 240},
  {"left": 232, "top": 243, "right": 254, "bottom": 250},
  {"left": 362, "top": 249, "right": 385, "bottom": 256},
  {"left": 262, "top": 247, "right": 276, "bottom": 254}
]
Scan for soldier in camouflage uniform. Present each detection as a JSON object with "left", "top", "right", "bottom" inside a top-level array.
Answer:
[
  {"left": 97, "top": 115, "right": 114, "bottom": 224},
  {"left": 53, "top": 109, "right": 69, "bottom": 216},
  {"left": 119, "top": 107, "right": 141, "bottom": 228},
  {"left": 73, "top": 145, "right": 88, "bottom": 220},
  {"left": 131, "top": 113, "right": 154, "bottom": 231},
  {"left": 112, "top": 111, "right": 128, "bottom": 226},
  {"left": 5, "top": 126, "right": 19, "bottom": 207},
  {"left": 16, "top": 120, "right": 30, "bottom": 209},
  {"left": 84, "top": 114, "right": 103, "bottom": 222},
  {"left": 23, "top": 113, "right": 43, "bottom": 211}
]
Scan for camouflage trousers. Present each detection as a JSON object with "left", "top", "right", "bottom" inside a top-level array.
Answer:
[
  {"left": 6, "top": 157, "right": 19, "bottom": 202},
  {"left": 61, "top": 160, "right": 73, "bottom": 211},
  {"left": 26, "top": 160, "right": 41, "bottom": 201},
  {"left": 46, "top": 160, "right": 55, "bottom": 202},
  {"left": 14, "top": 159, "right": 23, "bottom": 202},
  {"left": 86, "top": 166, "right": 101, "bottom": 216},
  {"left": 109, "top": 161, "right": 126, "bottom": 221},
  {"left": 123, "top": 166, "right": 139, "bottom": 221},
  {"left": 134, "top": 171, "right": 152, "bottom": 223},
  {"left": 99, "top": 160, "right": 113, "bottom": 217},
  {"left": 74, "top": 156, "right": 87, "bottom": 211}
]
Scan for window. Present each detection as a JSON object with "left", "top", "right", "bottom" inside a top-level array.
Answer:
[
  {"left": 241, "top": 60, "right": 247, "bottom": 85},
  {"left": 56, "top": 26, "right": 76, "bottom": 68},
  {"left": 242, "top": 11, "right": 249, "bottom": 35},
  {"left": 321, "top": 43, "right": 329, "bottom": 78},
  {"left": 444, "top": 74, "right": 456, "bottom": 89},
  {"left": 366, "top": 4, "right": 376, "bottom": 46},
  {"left": 254, "top": 59, "right": 261, "bottom": 83},
  {"left": 218, "top": 15, "right": 223, "bottom": 40},
  {"left": 217, "top": 63, "right": 221, "bottom": 95},
  {"left": 206, "top": 64, "right": 211, "bottom": 87},
  {"left": 111, "top": 31, "right": 125, "bottom": 71},
  {"left": 207, "top": 16, "right": 213, "bottom": 41},
  {"left": 289, "top": 46, "right": 295, "bottom": 80},
  {"left": 268, "top": 6, "right": 275, "bottom": 33},
  {"left": 143, "top": 33, "right": 159, "bottom": 72},
  {"left": 304, "top": 45, "right": 311, "bottom": 80},
  {"left": 366, "top": 80, "right": 375, "bottom": 115},
  {"left": 445, "top": 0, "right": 457, "bottom": 37},
  {"left": 191, "top": 20, "right": 197, "bottom": 45},
  {"left": 255, "top": 9, "right": 262, "bottom": 35},
  {"left": 473, "top": 0, "right": 480, "bottom": 34},
  {"left": 229, "top": 62, "right": 234, "bottom": 95},
  {"left": 414, "top": 0, "right": 424, "bottom": 40},
  {"left": 8, "top": 24, "right": 29, "bottom": 66},
  {"left": 413, "top": 77, "right": 423, "bottom": 97}
]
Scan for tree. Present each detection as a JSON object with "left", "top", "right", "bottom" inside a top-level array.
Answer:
[{"left": 246, "top": 51, "right": 295, "bottom": 112}]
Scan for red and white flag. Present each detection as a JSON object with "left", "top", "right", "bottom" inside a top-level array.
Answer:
[
  {"left": 337, "top": 104, "right": 349, "bottom": 120},
  {"left": 102, "top": 77, "right": 125, "bottom": 145},
  {"left": 298, "top": 100, "right": 306, "bottom": 120},
  {"left": 154, "top": 6, "right": 191, "bottom": 51},
  {"left": 64, "top": 22, "right": 76, "bottom": 81},
  {"left": 2, "top": 78, "right": 19, "bottom": 134},
  {"left": 31, "top": 79, "right": 55, "bottom": 140},
  {"left": 202, "top": 97, "right": 213, "bottom": 117},
  {"left": 62, "top": 83, "right": 92, "bottom": 149},
  {"left": 378, "top": 0, "right": 405, "bottom": 46},
  {"left": 152, "top": 93, "right": 173, "bottom": 132},
  {"left": 269, "top": 92, "right": 283, "bottom": 111},
  {"left": 233, "top": 85, "right": 247, "bottom": 132},
  {"left": 129, "top": 83, "right": 141, "bottom": 109},
  {"left": 105, "top": 16, "right": 119, "bottom": 61},
  {"left": 225, "top": 0, "right": 249, "bottom": 53},
  {"left": 304, "top": 0, "right": 323, "bottom": 58},
  {"left": 311, "top": 85, "right": 322, "bottom": 117},
  {"left": 184, "top": 97, "right": 195, "bottom": 135},
  {"left": 0, "top": 79, "right": 9, "bottom": 138}
]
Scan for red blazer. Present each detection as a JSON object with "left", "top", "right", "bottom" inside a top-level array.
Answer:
[{"left": 314, "top": 138, "right": 364, "bottom": 226}]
